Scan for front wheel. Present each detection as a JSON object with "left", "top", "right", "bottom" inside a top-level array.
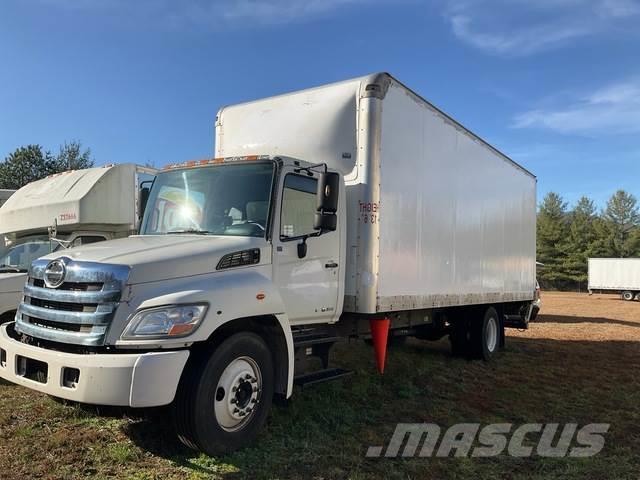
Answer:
[{"left": 173, "top": 332, "right": 274, "bottom": 455}]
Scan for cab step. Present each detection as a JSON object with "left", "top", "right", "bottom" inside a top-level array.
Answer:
[
  {"left": 294, "top": 368, "right": 353, "bottom": 388},
  {"left": 293, "top": 333, "right": 340, "bottom": 348}
]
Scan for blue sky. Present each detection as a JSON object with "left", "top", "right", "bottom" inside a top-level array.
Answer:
[{"left": 1, "top": 0, "right": 639, "bottom": 209}]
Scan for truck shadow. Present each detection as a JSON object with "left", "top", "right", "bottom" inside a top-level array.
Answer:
[
  {"left": 123, "top": 411, "right": 215, "bottom": 472},
  {"left": 68, "top": 403, "right": 223, "bottom": 475},
  {"left": 534, "top": 314, "right": 640, "bottom": 329}
]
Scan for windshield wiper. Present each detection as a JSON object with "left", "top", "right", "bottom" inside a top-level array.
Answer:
[{"left": 166, "top": 229, "right": 212, "bottom": 235}]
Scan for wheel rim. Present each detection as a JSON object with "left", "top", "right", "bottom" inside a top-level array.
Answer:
[
  {"left": 214, "top": 356, "right": 262, "bottom": 432},
  {"left": 486, "top": 317, "right": 498, "bottom": 352}
]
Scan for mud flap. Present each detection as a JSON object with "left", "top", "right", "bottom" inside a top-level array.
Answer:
[{"left": 503, "top": 304, "right": 532, "bottom": 330}]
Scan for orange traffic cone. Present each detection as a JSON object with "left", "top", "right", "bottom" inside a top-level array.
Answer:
[{"left": 369, "top": 318, "right": 390, "bottom": 374}]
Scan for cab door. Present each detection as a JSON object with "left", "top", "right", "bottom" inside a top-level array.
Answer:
[{"left": 272, "top": 169, "right": 340, "bottom": 325}]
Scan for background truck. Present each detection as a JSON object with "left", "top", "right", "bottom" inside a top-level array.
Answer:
[
  {"left": 0, "top": 73, "right": 536, "bottom": 455},
  {"left": 0, "top": 164, "right": 156, "bottom": 322},
  {"left": 588, "top": 258, "right": 640, "bottom": 301}
]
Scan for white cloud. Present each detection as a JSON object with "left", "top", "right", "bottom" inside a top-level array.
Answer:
[
  {"left": 513, "top": 78, "right": 640, "bottom": 134},
  {"left": 38, "top": 0, "right": 375, "bottom": 27},
  {"left": 220, "top": 0, "right": 366, "bottom": 24},
  {"left": 444, "top": 0, "right": 640, "bottom": 56}
]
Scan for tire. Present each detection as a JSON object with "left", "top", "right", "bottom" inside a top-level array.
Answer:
[
  {"left": 173, "top": 332, "right": 274, "bottom": 456},
  {"left": 449, "top": 320, "right": 469, "bottom": 357},
  {"left": 635, "top": 293, "right": 640, "bottom": 302},
  {"left": 470, "top": 307, "right": 501, "bottom": 361},
  {"left": 622, "top": 291, "right": 634, "bottom": 301}
]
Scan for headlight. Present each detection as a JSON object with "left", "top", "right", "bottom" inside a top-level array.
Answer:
[{"left": 122, "top": 304, "right": 208, "bottom": 339}]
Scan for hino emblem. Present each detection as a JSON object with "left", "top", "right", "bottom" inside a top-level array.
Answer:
[{"left": 44, "top": 259, "right": 66, "bottom": 288}]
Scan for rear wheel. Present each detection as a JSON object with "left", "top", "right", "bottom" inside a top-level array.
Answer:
[
  {"left": 635, "top": 293, "right": 640, "bottom": 302},
  {"left": 470, "top": 307, "right": 501, "bottom": 361},
  {"left": 173, "top": 332, "right": 274, "bottom": 455},
  {"left": 622, "top": 291, "right": 634, "bottom": 301}
]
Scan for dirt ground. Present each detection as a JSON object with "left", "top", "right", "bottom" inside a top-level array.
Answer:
[
  {"left": 514, "top": 291, "right": 640, "bottom": 342},
  {"left": 0, "top": 292, "right": 639, "bottom": 479}
]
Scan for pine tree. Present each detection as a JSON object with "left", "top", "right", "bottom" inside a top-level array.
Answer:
[
  {"left": 590, "top": 217, "right": 615, "bottom": 258},
  {"left": 603, "top": 190, "right": 640, "bottom": 257},
  {"left": 564, "top": 197, "right": 597, "bottom": 290},
  {"left": 537, "top": 192, "right": 570, "bottom": 289}
]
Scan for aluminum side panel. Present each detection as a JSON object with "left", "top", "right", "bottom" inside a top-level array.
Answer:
[{"left": 375, "top": 82, "right": 536, "bottom": 311}]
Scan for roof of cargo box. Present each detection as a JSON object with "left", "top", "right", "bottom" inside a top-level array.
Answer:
[
  {"left": 0, "top": 164, "right": 140, "bottom": 236},
  {"left": 383, "top": 73, "right": 536, "bottom": 179},
  {"left": 215, "top": 72, "right": 536, "bottom": 180}
]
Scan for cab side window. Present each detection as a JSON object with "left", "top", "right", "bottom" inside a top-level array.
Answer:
[{"left": 280, "top": 175, "right": 317, "bottom": 239}]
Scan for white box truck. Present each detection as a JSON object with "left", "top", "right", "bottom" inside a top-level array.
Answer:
[
  {"left": 588, "top": 258, "right": 640, "bottom": 301},
  {"left": 0, "top": 164, "right": 156, "bottom": 322},
  {"left": 0, "top": 73, "right": 536, "bottom": 455}
]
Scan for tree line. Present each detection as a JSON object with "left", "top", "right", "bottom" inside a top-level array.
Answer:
[
  {"left": 0, "top": 142, "right": 94, "bottom": 190},
  {"left": 538, "top": 190, "right": 640, "bottom": 291}
]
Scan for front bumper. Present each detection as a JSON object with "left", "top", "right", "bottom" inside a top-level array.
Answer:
[{"left": 0, "top": 323, "right": 189, "bottom": 407}]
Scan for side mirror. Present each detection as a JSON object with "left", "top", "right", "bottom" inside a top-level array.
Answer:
[
  {"left": 314, "top": 172, "right": 339, "bottom": 233},
  {"left": 139, "top": 186, "right": 151, "bottom": 221}
]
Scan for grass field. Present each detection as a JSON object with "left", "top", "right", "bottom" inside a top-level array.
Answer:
[{"left": 1, "top": 292, "right": 639, "bottom": 479}]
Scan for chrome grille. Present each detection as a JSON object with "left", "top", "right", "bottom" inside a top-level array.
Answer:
[{"left": 15, "top": 257, "right": 130, "bottom": 346}]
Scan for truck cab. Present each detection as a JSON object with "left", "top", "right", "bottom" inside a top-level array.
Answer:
[{"left": 0, "top": 155, "right": 342, "bottom": 454}]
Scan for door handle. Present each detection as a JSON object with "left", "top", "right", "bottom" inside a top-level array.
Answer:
[{"left": 325, "top": 262, "right": 339, "bottom": 269}]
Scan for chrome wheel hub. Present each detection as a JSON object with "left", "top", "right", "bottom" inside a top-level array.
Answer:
[
  {"left": 214, "top": 356, "right": 262, "bottom": 432},
  {"left": 486, "top": 316, "right": 498, "bottom": 352}
]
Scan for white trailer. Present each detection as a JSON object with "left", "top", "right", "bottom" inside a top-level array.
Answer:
[
  {"left": 588, "top": 258, "right": 640, "bottom": 301},
  {"left": 0, "top": 164, "right": 156, "bottom": 321},
  {"left": 0, "top": 73, "right": 536, "bottom": 455}
]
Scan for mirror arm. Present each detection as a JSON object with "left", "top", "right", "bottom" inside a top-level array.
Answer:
[
  {"left": 296, "top": 231, "right": 322, "bottom": 259},
  {"left": 294, "top": 162, "right": 328, "bottom": 175}
]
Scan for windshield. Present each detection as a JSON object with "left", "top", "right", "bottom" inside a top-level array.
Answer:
[
  {"left": 141, "top": 162, "right": 275, "bottom": 237},
  {"left": 0, "top": 234, "right": 52, "bottom": 272}
]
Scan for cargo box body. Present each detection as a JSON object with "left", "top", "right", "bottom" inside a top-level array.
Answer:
[
  {"left": 0, "top": 164, "right": 154, "bottom": 237},
  {"left": 588, "top": 258, "right": 640, "bottom": 292},
  {"left": 216, "top": 73, "right": 537, "bottom": 315}
]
